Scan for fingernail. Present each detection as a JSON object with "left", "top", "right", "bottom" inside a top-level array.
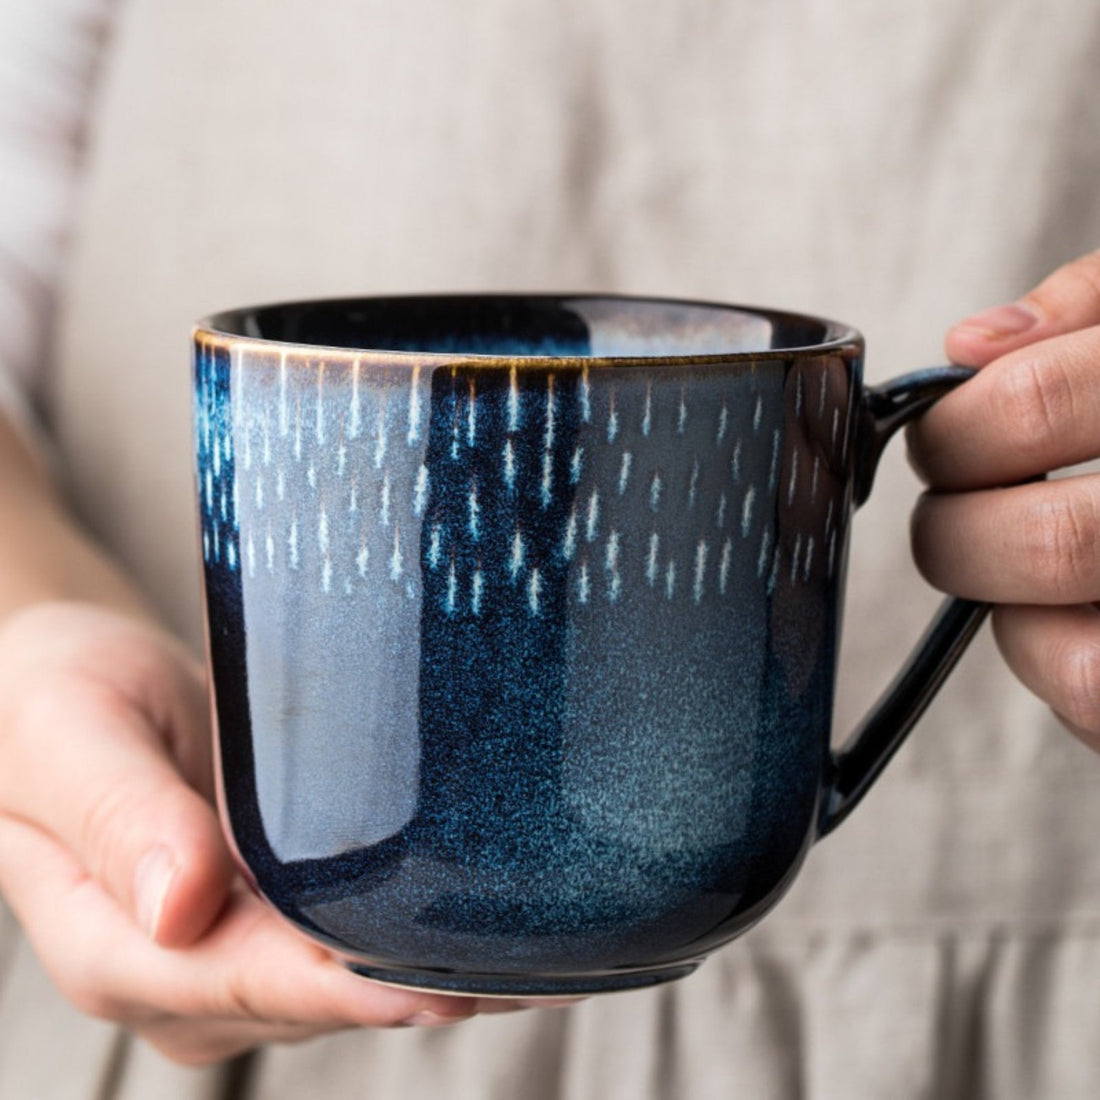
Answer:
[
  {"left": 953, "top": 301, "right": 1040, "bottom": 339},
  {"left": 134, "top": 845, "right": 178, "bottom": 940},
  {"left": 404, "top": 1009, "right": 468, "bottom": 1028}
]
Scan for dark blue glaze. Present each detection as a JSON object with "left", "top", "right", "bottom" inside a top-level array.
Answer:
[{"left": 193, "top": 295, "right": 981, "bottom": 995}]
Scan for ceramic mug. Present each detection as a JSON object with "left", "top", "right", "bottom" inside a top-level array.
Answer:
[{"left": 192, "top": 294, "right": 984, "bottom": 996}]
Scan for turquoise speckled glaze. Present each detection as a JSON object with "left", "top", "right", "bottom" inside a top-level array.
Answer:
[{"left": 192, "top": 295, "right": 984, "bottom": 996}]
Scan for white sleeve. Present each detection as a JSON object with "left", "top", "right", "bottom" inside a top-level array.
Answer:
[{"left": 0, "top": 0, "right": 119, "bottom": 459}]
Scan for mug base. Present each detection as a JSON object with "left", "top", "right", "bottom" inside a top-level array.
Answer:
[{"left": 346, "top": 961, "right": 701, "bottom": 998}]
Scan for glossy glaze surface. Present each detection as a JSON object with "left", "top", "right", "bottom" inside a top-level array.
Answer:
[{"left": 194, "top": 296, "right": 860, "bottom": 993}]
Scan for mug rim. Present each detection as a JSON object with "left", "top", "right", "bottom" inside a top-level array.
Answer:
[{"left": 193, "top": 292, "right": 864, "bottom": 367}]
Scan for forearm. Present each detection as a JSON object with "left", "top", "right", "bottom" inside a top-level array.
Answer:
[{"left": 0, "top": 413, "right": 150, "bottom": 623}]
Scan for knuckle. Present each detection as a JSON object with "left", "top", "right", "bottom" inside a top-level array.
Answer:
[
  {"left": 220, "top": 969, "right": 259, "bottom": 1021},
  {"left": 0, "top": 676, "right": 88, "bottom": 803},
  {"left": 1066, "top": 251, "right": 1100, "bottom": 306},
  {"left": 5, "top": 674, "right": 72, "bottom": 747},
  {"left": 77, "top": 782, "right": 148, "bottom": 889},
  {"left": 208, "top": 935, "right": 269, "bottom": 1022},
  {"left": 1031, "top": 250, "right": 1100, "bottom": 317},
  {"left": 5, "top": 675, "right": 119, "bottom": 766},
  {"left": 996, "top": 355, "right": 1076, "bottom": 461},
  {"left": 1022, "top": 490, "right": 1099, "bottom": 599}
]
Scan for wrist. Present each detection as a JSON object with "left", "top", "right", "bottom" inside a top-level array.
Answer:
[{"left": 0, "top": 417, "right": 152, "bottom": 627}]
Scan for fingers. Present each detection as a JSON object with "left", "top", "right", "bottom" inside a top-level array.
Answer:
[
  {"left": 2, "top": 679, "right": 233, "bottom": 946},
  {"left": 141, "top": 889, "right": 482, "bottom": 1030},
  {"left": 911, "top": 475, "right": 1100, "bottom": 604},
  {"left": 909, "top": 250, "right": 1100, "bottom": 492},
  {"left": 992, "top": 604, "right": 1100, "bottom": 751},
  {"left": 944, "top": 249, "right": 1100, "bottom": 367},
  {"left": 0, "top": 816, "right": 489, "bottom": 1064},
  {"left": 908, "top": 324, "right": 1100, "bottom": 491},
  {"left": 0, "top": 608, "right": 234, "bottom": 947},
  {"left": 906, "top": 251, "right": 1100, "bottom": 759}
]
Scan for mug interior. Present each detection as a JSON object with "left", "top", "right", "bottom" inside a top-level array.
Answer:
[{"left": 204, "top": 295, "right": 854, "bottom": 359}]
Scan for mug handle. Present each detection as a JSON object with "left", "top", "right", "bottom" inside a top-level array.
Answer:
[{"left": 818, "top": 365, "right": 987, "bottom": 836}]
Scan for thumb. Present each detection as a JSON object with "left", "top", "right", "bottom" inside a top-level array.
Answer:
[
  {"left": 946, "top": 249, "right": 1100, "bottom": 366},
  {"left": 1, "top": 663, "right": 235, "bottom": 948}
]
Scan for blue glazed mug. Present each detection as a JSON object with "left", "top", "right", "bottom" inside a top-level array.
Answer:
[{"left": 192, "top": 294, "right": 983, "bottom": 996}]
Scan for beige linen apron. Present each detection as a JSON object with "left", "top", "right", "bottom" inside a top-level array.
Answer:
[{"left": 4, "top": 1, "right": 1100, "bottom": 1096}]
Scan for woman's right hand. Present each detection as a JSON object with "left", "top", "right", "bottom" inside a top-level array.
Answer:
[
  {"left": 0, "top": 602, "right": 514, "bottom": 1066},
  {"left": 907, "top": 250, "right": 1100, "bottom": 752}
]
